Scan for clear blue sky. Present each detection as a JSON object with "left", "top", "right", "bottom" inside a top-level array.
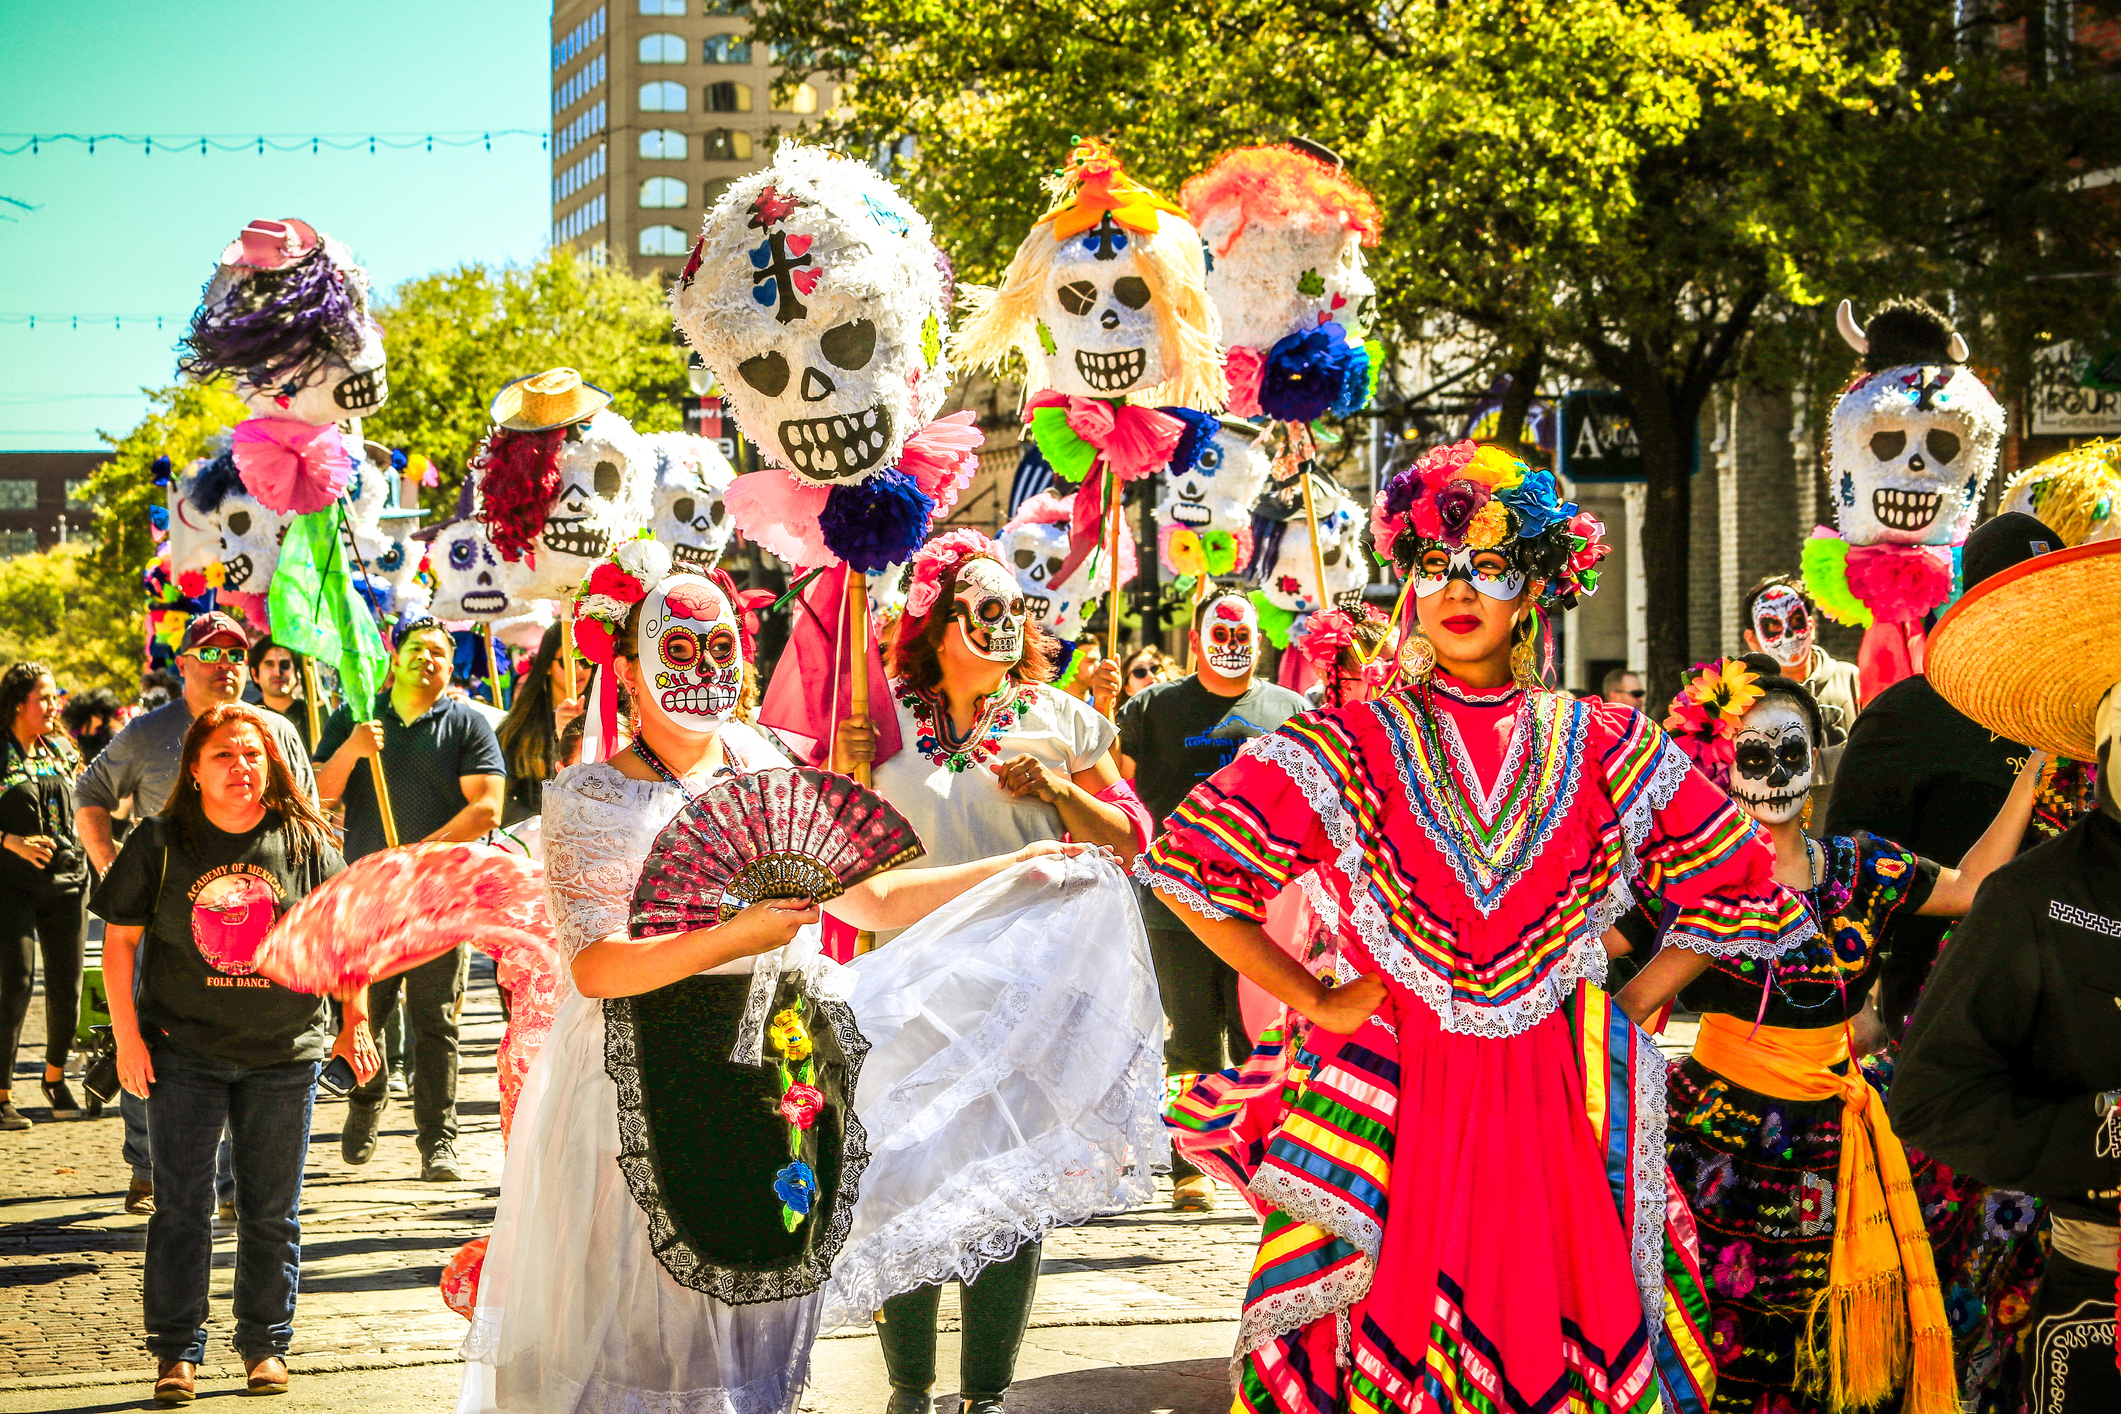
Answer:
[{"left": 0, "top": 0, "right": 552, "bottom": 451}]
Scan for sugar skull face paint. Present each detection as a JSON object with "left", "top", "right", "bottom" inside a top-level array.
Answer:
[
  {"left": 1731, "top": 699, "right": 1815, "bottom": 825},
  {"left": 1751, "top": 585, "right": 1814, "bottom": 670},
  {"left": 1413, "top": 544, "right": 1526, "bottom": 602},
  {"left": 951, "top": 556, "right": 1026, "bottom": 664},
  {"left": 1201, "top": 595, "right": 1259, "bottom": 678},
  {"left": 639, "top": 574, "right": 743, "bottom": 733}
]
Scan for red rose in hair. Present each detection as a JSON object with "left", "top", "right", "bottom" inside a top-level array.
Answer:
[
  {"left": 586, "top": 560, "right": 645, "bottom": 604},
  {"left": 573, "top": 617, "right": 614, "bottom": 666}
]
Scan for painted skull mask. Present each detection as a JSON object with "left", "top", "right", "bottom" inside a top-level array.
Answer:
[
  {"left": 645, "top": 432, "right": 737, "bottom": 573},
  {"left": 426, "top": 518, "right": 531, "bottom": 620},
  {"left": 669, "top": 147, "right": 951, "bottom": 488},
  {"left": 641, "top": 573, "right": 744, "bottom": 733},
  {"left": 1829, "top": 363, "right": 2004, "bottom": 547},
  {"left": 1201, "top": 595, "right": 1260, "bottom": 678},
  {"left": 1157, "top": 419, "right": 1268, "bottom": 578},
  {"left": 1730, "top": 698, "right": 1815, "bottom": 825},
  {"left": 1413, "top": 543, "right": 1527, "bottom": 603},
  {"left": 514, "top": 410, "right": 653, "bottom": 599},
  {"left": 1750, "top": 585, "right": 1814, "bottom": 670},
  {"left": 1257, "top": 476, "right": 1367, "bottom": 615},
  {"left": 216, "top": 491, "right": 295, "bottom": 593},
  {"left": 1037, "top": 215, "right": 1166, "bottom": 399},
  {"left": 951, "top": 556, "right": 1028, "bottom": 664}
]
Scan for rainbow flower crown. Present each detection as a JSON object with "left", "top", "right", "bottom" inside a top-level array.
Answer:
[{"left": 1370, "top": 440, "right": 1610, "bottom": 608}]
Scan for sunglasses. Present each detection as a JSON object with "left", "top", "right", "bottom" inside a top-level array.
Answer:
[
  {"left": 1621, "top": 688, "right": 1644, "bottom": 699},
  {"left": 1128, "top": 665, "right": 1156, "bottom": 680},
  {"left": 185, "top": 647, "right": 244, "bottom": 665}
]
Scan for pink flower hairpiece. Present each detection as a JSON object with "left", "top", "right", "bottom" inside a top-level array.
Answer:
[{"left": 904, "top": 528, "right": 998, "bottom": 620}]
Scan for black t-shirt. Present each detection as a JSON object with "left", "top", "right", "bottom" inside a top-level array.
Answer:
[
  {"left": 1118, "top": 675, "right": 1312, "bottom": 928},
  {"left": 90, "top": 812, "right": 344, "bottom": 1067},
  {"left": 0, "top": 734, "right": 86, "bottom": 898},
  {"left": 1824, "top": 673, "right": 2029, "bottom": 1029},
  {"left": 315, "top": 693, "right": 506, "bottom": 861}
]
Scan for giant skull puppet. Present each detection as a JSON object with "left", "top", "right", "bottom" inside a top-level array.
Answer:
[
  {"left": 1828, "top": 299, "right": 2005, "bottom": 549},
  {"left": 180, "top": 218, "right": 388, "bottom": 426},
  {"left": 1156, "top": 416, "right": 1270, "bottom": 580},
  {"left": 1250, "top": 472, "right": 1366, "bottom": 619},
  {"left": 996, "top": 490, "right": 1137, "bottom": 644},
  {"left": 642, "top": 431, "right": 738, "bottom": 573},
  {"left": 424, "top": 513, "right": 534, "bottom": 623},
  {"left": 1183, "top": 143, "right": 1383, "bottom": 422},
  {"left": 670, "top": 143, "right": 975, "bottom": 573}
]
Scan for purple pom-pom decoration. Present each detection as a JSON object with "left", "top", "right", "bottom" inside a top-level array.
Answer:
[
  {"left": 1260, "top": 322, "right": 1365, "bottom": 424},
  {"left": 1161, "top": 408, "right": 1220, "bottom": 476},
  {"left": 819, "top": 468, "right": 935, "bottom": 573}
]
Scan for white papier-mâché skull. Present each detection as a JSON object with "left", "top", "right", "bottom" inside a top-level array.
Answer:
[
  {"left": 216, "top": 490, "right": 295, "bottom": 594},
  {"left": 1199, "top": 218, "right": 1375, "bottom": 353},
  {"left": 1730, "top": 698, "right": 1815, "bottom": 826},
  {"left": 1829, "top": 299, "right": 2005, "bottom": 548},
  {"left": 511, "top": 409, "right": 653, "bottom": 599},
  {"left": 426, "top": 517, "right": 532, "bottom": 621},
  {"left": 1157, "top": 418, "right": 1270, "bottom": 578},
  {"left": 951, "top": 556, "right": 1029, "bottom": 664},
  {"left": 200, "top": 232, "right": 389, "bottom": 425},
  {"left": 669, "top": 144, "right": 951, "bottom": 487},
  {"left": 1257, "top": 475, "right": 1366, "bottom": 615},
  {"left": 642, "top": 431, "right": 737, "bottom": 572},
  {"left": 996, "top": 492, "right": 1133, "bottom": 643},
  {"left": 1037, "top": 216, "right": 1165, "bottom": 399}
]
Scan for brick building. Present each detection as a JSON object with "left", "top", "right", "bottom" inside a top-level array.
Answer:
[{"left": 0, "top": 452, "right": 106, "bottom": 557}]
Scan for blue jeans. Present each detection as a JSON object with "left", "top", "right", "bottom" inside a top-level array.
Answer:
[
  {"left": 142, "top": 1041, "right": 318, "bottom": 1363},
  {"left": 122, "top": 1089, "right": 233, "bottom": 1203}
]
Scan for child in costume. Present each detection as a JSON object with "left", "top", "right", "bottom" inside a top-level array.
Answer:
[
  {"left": 1642, "top": 654, "right": 2040, "bottom": 1414},
  {"left": 1139, "top": 438, "right": 1805, "bottom": 1414}
]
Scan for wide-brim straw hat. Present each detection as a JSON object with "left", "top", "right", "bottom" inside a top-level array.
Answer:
[
  {"left": 490, "top": 367, "right": 612, "bottom": 432},
  {"left": 1928, "top": 538, "right": 2121, "bottom": 761}
]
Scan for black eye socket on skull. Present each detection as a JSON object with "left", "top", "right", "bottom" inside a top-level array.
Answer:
[
  {"left": 979, "top": 600, "right": 1004, "bottom": 624},
  {"left": 1113, "top": 276, "right": 1151, "bottom": 310},
  {"left": 1014, "top": 549, "right": 1036, "bottom": 569},
  {"left": 738, "top": 351, "right": 790, "bottom": 396},
  {"left": 1045, "top": 556, "right": 1064, "bottom": 579},
  {"left": 820, "top": 319, "right": 877, "bottom": 371},
  {"left": 1058, "top": 281, "right": 1098, "bottom": 316},
  {"left": 709, "top": 499, "right": 725, "bottom": 524},
  {"left": 228, "top": 511, "right": 251, "bottom": 536},
  {"left": 1925, "top": 430, "right": 1961, "bottom": 464},
  {"left": 1869, "top": 430, "right": 1907, "bottom": 461},
  {"left": 673, "top": 497, "right": 695, "bottom": 523},
  {"left": 449, "top": 541, "right": 475, "bottom": 570},
  {"left": 1734, "top": 741, "right": 1774, "bottom": 774},
  {"left": 1322, "top": 544, "right": 1341, "bottom": 566},
  {"left": 1777, "top": 739, "right": 1810, "bottom": 771},
  {"left": 594, "top": 461, "right": 620, "bottom": 496}
]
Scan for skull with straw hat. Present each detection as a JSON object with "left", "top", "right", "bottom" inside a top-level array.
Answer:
[{"left": 489, "top": 367, "right": 613, "bottom": 433}]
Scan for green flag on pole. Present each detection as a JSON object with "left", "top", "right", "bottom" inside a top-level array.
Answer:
[{"left": 268, "top": 508, "right": 390, "bottom": 723}]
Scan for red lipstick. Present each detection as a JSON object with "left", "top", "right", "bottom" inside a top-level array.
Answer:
[{"left": 1441, "top": 614, "right": 1482, "bottom": 634}]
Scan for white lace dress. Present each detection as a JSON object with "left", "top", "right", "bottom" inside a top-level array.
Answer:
[{"left": 461, "top": 724, "right": 1167, "bottom": 1413}]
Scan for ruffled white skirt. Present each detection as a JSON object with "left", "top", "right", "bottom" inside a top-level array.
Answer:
[{"left": 460, "top": 850, "right": 1165, "bottom": 1414}]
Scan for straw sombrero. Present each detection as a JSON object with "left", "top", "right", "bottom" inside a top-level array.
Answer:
[
  {"left": 490, "top": 367, "right": 612, "bottom": 432},
  {"left": 1928, "top": 538, "right": 2121, "bottom": 761}
]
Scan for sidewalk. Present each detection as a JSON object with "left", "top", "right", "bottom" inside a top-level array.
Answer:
[{"left": 2, "top": 957, "right": 1261, "bottom": 1412}]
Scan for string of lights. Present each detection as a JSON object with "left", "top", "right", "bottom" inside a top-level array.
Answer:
[
  {"left": 0, "top": 314, "right": 190, "bottom": 331},
  {"left": 0, "top": 130, "right": 551, "bottom": 157}
]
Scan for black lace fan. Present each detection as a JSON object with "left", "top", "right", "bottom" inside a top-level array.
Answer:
[{"left": 630, "top": 768, "right": 925, "bottom": 937}]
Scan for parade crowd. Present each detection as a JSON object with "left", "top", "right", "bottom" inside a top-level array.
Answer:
[{"left": 6, "top": 140, "right": 2118, "bottom": 1414}]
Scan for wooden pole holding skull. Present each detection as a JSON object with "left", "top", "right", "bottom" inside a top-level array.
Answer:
[
  {"left": 846, "top": 567, "right": 872, "bottom": 788},
  {"left": 1292, "top": 425, "right": 1331, "bottom": 615},
  {"left": 1104, "top": 471, "right": 1124, "bottom": 717}
]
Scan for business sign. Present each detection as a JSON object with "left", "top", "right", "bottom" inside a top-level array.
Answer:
[
  {"left": 2030, "top": 342, "right": 2121, "bottom": 436},
  {"left": 1556, "top": 389, "right": 1698, "bottom": 483}
]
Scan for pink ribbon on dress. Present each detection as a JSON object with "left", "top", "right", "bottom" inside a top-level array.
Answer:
[{"left": 231, "top": 417, "right": 353, "bottom": 515}]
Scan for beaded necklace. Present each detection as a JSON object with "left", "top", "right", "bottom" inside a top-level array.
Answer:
[
  {"left": 629, "top": 733, "right": 731, "bottom": 798},
  {"left": 897, "top": 678, "right": 1036, "bottom": 774}
]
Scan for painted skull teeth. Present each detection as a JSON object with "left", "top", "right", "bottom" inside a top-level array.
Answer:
[
  {"left": 541, "top": 519, "right": 613, "bottom": 559},
  {"left": 1333, "top": 588, "right": 1367, "bottom": 612},
  {"left": 778, "top": 402, "right": 892, "bottom": 479},
  {"left": 1074, "top": 347, "right": 1147, "bottom": 392},
  {"left": 671, "top": 542, "right": 720, "bottom": 572},
  {"left": 333, "top": 366, "right": 387, "bottom": 411},
  {"left": 1022, "top": 593, "right": 1051, "bottom": 621},
  {"left": 1871, "top": 487, "right": 1943, "bottom": 531},
  {"left": 223, "top": 554, "right": 255, "bottom": 589},
  {"left": 461, "top": 589, "right": 510, "bottom": 614},
  {"left": 661, "top": 685, "right": 740, "bottom": 716},
  {"left": 1172, "top": 501, "right": 1211, "bottom": 526}
]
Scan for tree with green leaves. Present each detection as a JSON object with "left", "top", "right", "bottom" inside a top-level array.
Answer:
[
  {"left": 362, "top": 245, "right": 689, "bottom": 508},
  {"left": 0, "top": 545, "right": 150, "bottom": 694},
  {"left": 755, "top": 0, "right": 2121, "bottom": 694},
  {"left": 83, "top": 379, "right": 249, "bottom": 611}
]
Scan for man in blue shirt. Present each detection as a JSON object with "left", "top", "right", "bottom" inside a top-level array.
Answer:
[{"left": 316, "top": 619, "right": 505, "bottom": 1180}]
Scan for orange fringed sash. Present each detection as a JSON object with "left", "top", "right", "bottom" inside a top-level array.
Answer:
[{"left": 1691, "top": 1013, "right": 1954, "bottom": 1414}]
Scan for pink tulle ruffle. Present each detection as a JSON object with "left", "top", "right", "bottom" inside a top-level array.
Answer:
[
  {"left": 231, "top": 417, "right": 351, "bottom": 515},
  {"left": 726, "top": 468, "right": 834, "bottom": 568},
  {"left": 1845, "top": 542, "right": 1954, "bottom": 623},
  {"left": 897, "top": 410, "right": 983, "bottom": 516}
]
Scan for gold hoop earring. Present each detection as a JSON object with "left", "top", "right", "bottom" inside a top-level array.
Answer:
[
  {"left": 1510, "top": 634, "right": 1540, "bottom": 689},
  {"left": 1397, "top": 632, "right": 1436, "bottom": 685},
  {"left": 1801, "top": 796, "right": 1814, "bottom": 830}
]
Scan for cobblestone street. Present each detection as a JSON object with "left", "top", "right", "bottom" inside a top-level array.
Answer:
[{"left": 2, "top": 957, "right": 1259, "bottom": 1411}]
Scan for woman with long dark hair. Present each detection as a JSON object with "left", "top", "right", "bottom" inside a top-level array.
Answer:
[
  {"left": 94, "top": 703, "right": 378, "bottom": 1401},
  {"left": 0, "top": 661, "right": 88, "bottom": 1130},
  {"left": 495, "top": 623, "right": 591, "bottom": 826}
]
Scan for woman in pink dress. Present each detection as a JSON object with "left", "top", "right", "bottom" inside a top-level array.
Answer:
[{"left": 1137, "top": 441, "right": 1813, "bottom": 1414}]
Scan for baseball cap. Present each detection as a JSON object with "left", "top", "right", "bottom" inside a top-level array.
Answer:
[
  {"left": 1960, "top": 512, "right": 2061, "bottom": 594},
  {"left": 178, "top": 611, "right": 250, "bottom": 655}
]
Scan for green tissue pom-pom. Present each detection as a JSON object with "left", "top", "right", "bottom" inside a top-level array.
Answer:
[
  {"left": 1251, "top": 591, "right": 1300, "bottom": 649},
  {"left": 1801, "top": 534, "right": 1872, "bottom": 628}
]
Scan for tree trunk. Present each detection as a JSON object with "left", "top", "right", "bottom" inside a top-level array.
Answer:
[
  {"left": 1491, "top": 341, "right": 1546, "bottom": 452},
  {"left": 1613, "top": 356, "right": 1700, "bottom": 705}
]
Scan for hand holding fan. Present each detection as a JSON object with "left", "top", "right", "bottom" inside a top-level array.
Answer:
[{"left": 630, "top": 767, "right": 924, "bottom": 938}]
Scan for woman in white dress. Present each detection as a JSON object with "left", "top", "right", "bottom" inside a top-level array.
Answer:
[
  {"left": 832, "top": 529, "right": 1158, "bottom": 1414},
  {"left": 463, "top": 546, "right": 1164, "bottom": 1414}
]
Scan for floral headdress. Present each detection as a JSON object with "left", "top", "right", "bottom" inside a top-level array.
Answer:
[
  {"left": 1293, "top": 604, "right": 1399, "bottom": 705},
  {"left": 1370, "top": 439, "right": 1610, "bottom": 609},
  {"left": 567, "top": 533, "right": 673, "bottom": 763},
  {"left": 1662, "top": 657, "right": 1765, "bottom": 789},
  {"left": 902, "top": 528, "right": 1002, "bottom": 623}
]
